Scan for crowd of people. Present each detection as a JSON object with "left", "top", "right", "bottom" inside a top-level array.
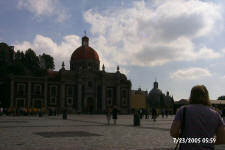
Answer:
[
  {"left": 0, "top": 107, "right": 57, "bottom": 116},
  {"left": 104, "top": 106, "right": 173, "bottom": 126},
  {"left": 105, "top": 106, "right": 118, "bottom": 125}
]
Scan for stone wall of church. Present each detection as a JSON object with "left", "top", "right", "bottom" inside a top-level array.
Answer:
[{"left": 9, "top": 72, "right": 131, "bottom": 114}]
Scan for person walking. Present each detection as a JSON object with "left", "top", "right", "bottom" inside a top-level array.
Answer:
[
  {"left": 161, "top": 108, "right": 165, "bottom": 118},
  {"left": 170, "top": 85, "right": 225, "bottom": 150},
  {"left": 152, "top": 108, "right": 157, "bottom": 121},
  {"left": 106, "top": 108, "right": 111, "bottom": 125},
  {"left": 145, "top": 110, "right": 149, "bottom": 119},
  {"left": 139, "top": 109, "right": 143, "bottom": 119},
  {"left": 112, "top": 106, "right": 118, "bottom": 125},
  {"left": 165, "top": 109, "right": 169, "bottom": 118}
]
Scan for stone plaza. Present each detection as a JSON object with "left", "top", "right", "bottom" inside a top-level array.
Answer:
[{"left": 0, "top": 115, "right": 225, "bottom": 150}]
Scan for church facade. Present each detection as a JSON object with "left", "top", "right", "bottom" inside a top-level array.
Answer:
[
  {"left": 147, "top": 81, "right": 174, "bottom": 112},
  {"left": 9, "top": 36, "right": 131, "bottom": 114}
]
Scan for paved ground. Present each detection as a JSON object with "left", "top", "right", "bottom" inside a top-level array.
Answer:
[{"left": 0, "top": 115, "right": 225, "bottom": 150}]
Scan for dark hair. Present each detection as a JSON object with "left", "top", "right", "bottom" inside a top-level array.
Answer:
[{"left": 189, "top": 85, "right": 211, "bottom": 106}]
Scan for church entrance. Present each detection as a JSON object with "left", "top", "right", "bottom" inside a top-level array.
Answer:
[
  {"left": 16, "top": 99, "right": 25, "bottom": 108},
  {"left": 33, "top": 99, "right": 42, "bottom": 108},
  {"left": 87, "top": 97, "right": 94, "bottom": 114}
]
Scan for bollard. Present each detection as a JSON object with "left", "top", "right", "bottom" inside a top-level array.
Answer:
[
  {"left": 63, "top": 110, "right": 67, "bottom": 120},
  {"left": 38, "top": 111, "right": 42, "bottom": 117},
  {"left": 133, "top": 112, "right": 140, "bottom": 126}
]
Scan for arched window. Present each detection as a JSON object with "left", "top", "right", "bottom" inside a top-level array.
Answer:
[
  {"left": 88, "top": 81, "right": 92, "bottom": 88},
  {"left": 121, "top": 89, "right": 127, "bottom": 106},
  {"left": 67, "top": 97, "right": 73, "bottom": 105},
  {"left": 50, "top": 85, "right": 58, "bottom": 105},
  {"left": 33, "top": 84, "right": 41, "bottom": 95},
  {"left": 88, "top": 63, "right": 92, "bottom": 71},
  {"left": 17, "top": 83, "right": 25, "bottom": 96},
  {"left": 106, "top": 88, "right": 113, "bottom": 106},
  {"left": 67, "top": 86, "right": 73, "bottom": 96}
]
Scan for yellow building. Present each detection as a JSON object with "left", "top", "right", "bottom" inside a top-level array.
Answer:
[
  {"left": 130, "top": 88, "right": 148, "bottom": 111},
  {"left": 174, "top": 99, "right": 225, "bottom": 113}
]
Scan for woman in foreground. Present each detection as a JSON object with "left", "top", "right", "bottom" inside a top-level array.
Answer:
[{"left": 170, "top": 85, "right": 225, "bottom": 150}]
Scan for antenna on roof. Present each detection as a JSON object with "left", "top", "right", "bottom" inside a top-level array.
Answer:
[{"left": 84, "top": 30, "right": 87, "bottom": 36}]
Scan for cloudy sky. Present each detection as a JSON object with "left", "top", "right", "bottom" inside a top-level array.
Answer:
[{"left": 1, "top": 0, "right": 225, "bottom": 101}]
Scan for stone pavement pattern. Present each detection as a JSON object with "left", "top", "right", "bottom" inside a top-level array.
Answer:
[{"left": 0, "top": 115, "right": 225, "bottom": 150}]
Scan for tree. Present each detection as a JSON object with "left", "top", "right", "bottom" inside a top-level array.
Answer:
[
  {"left": 218, "top": 96, "right": 225, "bottom": 100},
  {"left": 0, "top": 44, "right": 55, "bottom": 77},
  {"left": 24, "top": 49, "right": 40, "bottom": 68},
  {"left": 0, "top": 42, "right": 14, "bottom": 66},
  {"left": 40, "top": 53, "right": 55, "bottom": 70},
  {"left": 24, "top": 48, "right": 41, "bottom": 75},
  {"left": 14, "top": 51, "right": 25, "bottom": 64}
]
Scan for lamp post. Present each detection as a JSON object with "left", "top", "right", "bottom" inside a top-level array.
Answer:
[{"left": 0, "top": 100, "right": 2, "bottom": 115}]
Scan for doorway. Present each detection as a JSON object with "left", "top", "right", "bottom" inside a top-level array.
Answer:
[
  {"left": 33, "top": 99, "right": 42, "bottom": 108},
  {"left": 87, "top": 97, "right": 94, "bottom": 114}
]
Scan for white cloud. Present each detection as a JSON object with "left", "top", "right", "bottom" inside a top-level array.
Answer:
[
  {"left": 120, "top": 67, "right": 129, "bottom": 75},
  {"left": 169, "top": 67, "right": 212, "bottom": 80},
  {"left": 14, "top": 34, "right": 81, "bottom": 70},
  {"left": 222, "top": 48, "right": 225, "bottom": 53},
  {"left": 13, "top": 34, "right": 130, "bottom": 75},
  {"left": 17, "top": 0, "right": 70, "bottom": 22},
  {"left": 196, "top": 47, "right": 221, "bottom": 59},
  {"left": 84, "top": 0, "right": 222, "bottom": 67}
]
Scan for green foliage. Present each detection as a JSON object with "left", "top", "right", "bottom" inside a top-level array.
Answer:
[
  {"left": 218, "top": 96, "right": 225, "bottom": 100},
  {"left": 0, "top": 80, "right": 10, "bottom": 107},
  {"left": 24, "top": 48, "right": 40, "bottom": 71},
  {"left": 7, "top": 63, "right": 25, "bottom": 75},
  {"left": 0, "top": 42, "right": 14, "bottom": 66},
  {"left": 14, "top": 51, "right": 25, "bottom": 64},
  {"left": 40, "top": 53, "right": 55, "bottom": 70},
  {"left": 0, "top": 43, "right": 55, "bottom": 77}
]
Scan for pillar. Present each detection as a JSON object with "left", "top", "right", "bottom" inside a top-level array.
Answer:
[
  {"left": 128, "top": 84, "right": 131, "bottom": 113},
  {"left": 95, "top": 95, "right": 97, "bottom": 112},
  {"left": 60, "top": 83, "right": 65, "bottom": 109},
  {"left": 77, "top": 80, "right": 82, "bottom": 113},
  {"left": 10, "top": 79, "right": 14, "bottom": 107},
  {"left": 116, "top": 84, "right": 120, "bottom": 108},
  {"left": 28, "top": 81, "right": 31, "bottom": 108},
  {"left": 84, "top": 97, "right": 87, "bottom": 112},
  {"left": 44, "top": 77, "right": 47, "bottom": 109},
  {"left": 102, "top": 83, "right": 106, "bottom": 111}
]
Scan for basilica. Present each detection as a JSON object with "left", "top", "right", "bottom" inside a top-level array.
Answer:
[
  {"left": 9, "top": 36, "right": 131, "bottom": 114},
  {"left": 147, "top": 81, "right": 174, "bottom": 112}
]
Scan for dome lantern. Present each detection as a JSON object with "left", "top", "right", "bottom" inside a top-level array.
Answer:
[
  {"left": 154, "top": 81, "right": 158, "bottom": 89},
  {"left": 82, "top": 36, "right": 89, "bottom": 46},
  {"left": 102, "top": 64, "right": 105, "bottom": 71},
  {"left": 117, "top": 65, "right": 120, "bottom": 72}
]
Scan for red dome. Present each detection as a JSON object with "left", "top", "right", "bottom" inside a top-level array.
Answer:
[{"left": 71, "top": 46, "right": 99, "bottom": 61}]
